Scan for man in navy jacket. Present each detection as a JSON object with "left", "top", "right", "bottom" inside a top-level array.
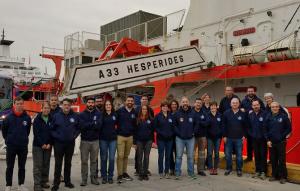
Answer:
[
  {"left": 219, "top": 86, "right": 239, "bottom": 114},
  {"left": 223, "top": 98, "right": 247, "bottom": 177},
  {"left": 2, "top": 97, "right": 31, "bottom": 191},
  {"left": 79, "top": 97, "right": 102, "bottom": 186},
  {"left": 173, "top": 97, "right": 197, "bottom": 179},
  {"left": 49, "top": 95, "right": 62, "bottom": 117},
  {"left": 241, "top": 86, "right": 265, "bottom": 162},
  {"left": 264, "top": 102, "right": 291, "bottom": 184},
  {"left": 51, "top": 98, "right": 80, "bottom": 191},
  {"left": 192, "top": 98, "right": 209, "bottom": 176},
  {"left": 248, "top": 100, "right": 267, "bottom": 180}
]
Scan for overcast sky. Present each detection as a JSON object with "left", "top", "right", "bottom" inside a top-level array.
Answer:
[{"left": 0, "top": 0, "right": 189, "bottom": 75}]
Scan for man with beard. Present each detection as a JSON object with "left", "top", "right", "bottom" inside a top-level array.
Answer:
[
  {"left": 95, "top": 96, "right": 104, "bottom": 112},
  {"left": 219, "top": 86, "right": 239, "bottom": 114},
  {"left": 79, "top": 97, "right": 102, "bottom": 186},
  {"left": 241, "top": 86, "right": 265, "bottom": 162}
]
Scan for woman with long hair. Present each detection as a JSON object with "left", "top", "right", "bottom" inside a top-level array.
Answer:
[
  {"left": 169, "top": 99, "right": 179, "bottom": 175},
  {"left": 99, "top": 100, "right": 118, "bottom": 184},
  {"left": 135, "top": 105, "right": 154, "bottom": 181},
  {"left": 154, "top": 101, "right": 174, "bottom": 179}
]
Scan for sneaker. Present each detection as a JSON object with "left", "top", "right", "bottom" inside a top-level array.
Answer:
[
  {"left": 117, "top": 175, "right": 123, "bottom": 184},
  {"left": 80, "top": 181, "right": 87, "bottom": 187},
  {"left": 147, "top": 170, "right": 152, "bottom": 176},
  {"left": 209, "top": 169, "right": 214, "bottom": 175},
  {"left": 5, "top": 186, "right": 11, "bottom": 191},
  {"left": 175, "top": 176, "right": 180, "bottom": 180},
  {"left": 65, "top": 183, "right": 75, "bottom": 188},
  {"left": 143, "top": 175, "right": 149, "bottom": 181},
  {"left": 280, "top": 178, "right": 287, "bottom": 184},
  {"left": 108, "top": 179, "right": 114, "bottom": 184},
  {"left": 102, "top": 178, "right": 108, "bottom": 184},
  {"left": 189, "top": 174, "right": 197, "bottom": 180},
  {"left": 260, "top": 172, "right": 267, "bottom": 180},
  {"left": 252, "top": 172, "right": 260, "bottom": 179},
  {"left": 122, "top": 173, "right": 133, "bottom": 181},
  {"left": 224, "top": 170, "right": 231, "bottom": 176},
  {"left": 41, "top": 183, "right": 50, "bottom": 189},
  {"left": 165, "top": 173, "right": 170, "bottom": 179},
  {"left": 198, "top": 171, "right": 207, "bottom": 176},
  {"left": 237, "top": 171, "right": 242, "bottom": 177},
  {"left": 269, "top": 177, "right": 277, "bottom": 182},
  {"left": 91, "top": 177, "right": 100, "bottom": 185},
  {"left": 138, "top": 175, "right": 143, "bottom": 181},
  {"left": 18, "top": 185, "right": 29, "bottom": 191},
  {"left": 51, "top": 186, "right": 59, "bottom": 191},
  {"left": 159, "top": 173, "right": 164, "bottom": 179}
]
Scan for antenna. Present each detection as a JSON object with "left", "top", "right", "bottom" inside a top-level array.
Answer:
[{"left": 1, "top": 29, "right": 4, "bottom": 40}]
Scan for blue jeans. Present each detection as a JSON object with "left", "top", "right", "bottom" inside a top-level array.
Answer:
[
  {"left": 207, "top": 138, "right": 221, "bottom": 169},
  {"left": 225, "top": 138, "right": 243, "bottom": 171},
  {"left": 175, "top": 137, "right": 195, "bottom": 176},
  {"left": 100, "top": 140, "right": 117, "bottom": 180},
  {"left": 157, "top": 139, "right": 173, "bottom": 174}
]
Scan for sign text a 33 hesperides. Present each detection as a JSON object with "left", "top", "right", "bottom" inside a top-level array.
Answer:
[{"left": 66, "top": 46, "right": 206, "bottom": 95}]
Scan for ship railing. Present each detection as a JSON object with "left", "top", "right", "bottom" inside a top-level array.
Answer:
[
  {"left": 101, "top": 9, "right": 186, "bottom": 48},
  {"left": 64, "top": 31, "right": 100, "bottom": 56},
  {"left": 42, "top": 46, "right": 64, "bottom": 57}
]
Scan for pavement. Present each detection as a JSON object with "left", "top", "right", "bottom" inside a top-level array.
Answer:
[{"left": 0, "top": 147, "right": 300, "bottom": 191}]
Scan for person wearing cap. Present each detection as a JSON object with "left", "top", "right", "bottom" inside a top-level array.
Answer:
[
  {"left": 79, "top": 97, "right": 102, "bottom": 186},
  {"left": 264, "top": 102, "right": 292, "bottom": 184}
]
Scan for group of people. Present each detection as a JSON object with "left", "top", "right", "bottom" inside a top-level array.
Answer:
[{"left": 1, "top": 85, "right": 292, "bottom": 191}]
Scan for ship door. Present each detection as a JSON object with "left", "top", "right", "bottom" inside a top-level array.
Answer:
[{"left": 256, "top": 21, "right": 272, "bottom": 44}]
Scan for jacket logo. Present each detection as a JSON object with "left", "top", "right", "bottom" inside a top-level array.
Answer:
[
  {"left": 147, "top": 120, "right": 151, "bottom": 124},
  {"left": 189, "top": 117, "right": 193, "bottom": 123},
  {"left": 131, "top": 114, "right": 135, "bottom": 119},
  {"left": 23, "top": 121, "right": 27, "bottom": 126},
  {"left": 278, "top": 118, "right": 282, "bottom": 123},
  {"left": 112, "top": 115, "right": 116, "bottom": 120},
  {"left": 93, "top": 116, "right": 97, "bottom": 120},
  {"left": 168, "top": 118, "right": 172, "bottom": 123},
  {"left": 70, "top": 118, "right": 75, "bottom": 123},
  {"left": 259, "top": 117, "right": 264, "bottom": 122},
  {"left": 180, "top": 117, "right": 184, "bottom": 122},
  {"left": 200, "top": 115, "right": 205, "bottom": 119},
  {"left": 217, "top": 117, "right": 221, "bottom": 122},
  {"left": 238, "top": 116, "right": 242, "bottom": 120}
]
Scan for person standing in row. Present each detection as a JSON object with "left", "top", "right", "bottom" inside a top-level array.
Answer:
[
  {"left": 193, "top": 98, "right": 209, "bottom": 176},
  {"left": 174, "top": 97, "right": 197, "bottom": 180},
  {"left": 32, "top": 101, "right": 52, "bottom": 191},
  {"left": 206, "top": 102, "right": 223, "bottom": 175},
  {"left": 264, "top": 102, "right": 292, "bottom": 184},
  {"left": 51, "top": 98, "right": 80, "bottom": 191},
  {"left": 223, "top": 98, "right": 247, "bottom": 177},
  {"left": 49, "top": 95, "right": 62, "bottom": 116},
  {"left": 219, "top": 86, "right": 239, "bottom": 114},
  {"left": 116, "top": 95, "right": 136, "bottom": 183},
  {"left": 135, "top": 105, "right": 154, "bottom": 181},
  {"left": 99, "top": 100, "right": 118, "bottom": 184},
  {"left": 169, "top": 99, "right": 179, "bottom": 176},
  {"left": 95, "top": 96, "right": 104, "bottom": 112},
  {"left": 241, "top": 86, "right": 265, "bottom": 162},
  {"left": 248, "top": 100, "right": 267, "bottom": 180},
  {"left": 201, "top": 93, "right": 211, "bottom": 114},
  {"left": 2, "top": 97, "right": 32, "bottom": 191},
  {"left": 154, "top": 101, "right": 174, "bottom": 179},
  {"left": 79, "top": 98, "right": 102, "bottom": 186}
]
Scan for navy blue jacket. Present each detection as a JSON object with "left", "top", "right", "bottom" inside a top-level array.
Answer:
[
  {"left": 247, "top": 110, "right": 266, "bottom": 139},
  {"left": 153, "top": 112, "right": 174, "bottom": 140},
  {"left": 100, "top": 112, "right": 118, "bottom": 141},
  {"left": 2, "top": 111, "right": 32, "bottom": 147},
  {"left": 264, "top": 112, "right": 292, "bottom": 144},
  {"left": 50, "top": 105, "right": 62, "bottom": 117},
  {"left": 222, "top": 109, "right": 247, "bottom": 139},
  {"left": 265, "top": 104, "right": 288, "bottom": 116},
  {"left": 135, "top": 118, "right": 154, "bottom": 142},
  {"left": 173, "top": 107, "right": 196, "bottom": 139},
  {"left": 33, "top": 113, "right": 53, "bottom": 147},
  {"left": 241, "top": 95, "right": 265, "bottom": 112},
  {"left": 51, "top": 110, "right": 80, "bottom": 143},
  {"left": 219, "top": 94, "right": 239, "bottom": 114},
  {"left": 193, "top": 108, "right": 209, "bottom": 137},
  {"left": 207, "top": 112, "right": 223, "bottom": 139},
  {"left": 201, "top": 105, "right": 211, "bottom": 114},
  {"left": 116, "top": 107, "right": 136, "bottom": 137},
  {"left": 79, "top": 109, "right": 102, "bottom": 141}
]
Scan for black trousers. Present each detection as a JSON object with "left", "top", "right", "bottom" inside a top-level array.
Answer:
[
  {"left": 53, "top": 141, "right": 75, "bottom": 186},
  {"left": 252, "top": 138, "right": 267, "bottom": 173},
  {"left": 270, "top": 141, "right": 287, "bottom": 179},
  {"left": 170, "top": 137, "right": 176, "bottom": 171},
  {"left": 136, "top": 140, "right": 152, "bottom": 176},
  {"left": 246, "top": 134, "right": 253, "bottom": 159},
  {"left": 6, "top": 146, "right": 28, "bottom": 186}
]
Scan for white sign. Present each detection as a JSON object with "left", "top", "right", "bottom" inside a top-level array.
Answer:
[{"left": 64, "top": 46, "right": 206, "bottom": 95}]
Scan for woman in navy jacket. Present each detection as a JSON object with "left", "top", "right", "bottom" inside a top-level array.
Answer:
[
  {"left": 135, "top": 105, "right": 154, "bottom": 181},
  {"left": 99, "top": 100, "right": 118, "bottom": 184},
  {"left": 32, "top": 101, "right": 52, "bottom": 191},
  {"left": 154, "top": 101, "right": 174, "bottom": 179}
]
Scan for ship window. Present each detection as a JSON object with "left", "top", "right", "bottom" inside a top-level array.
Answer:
[
  {"left": 82, "top": 56, "right": 93, "bottom": 64},
  {"left": 190, "top": 39, "right": 199, "bottom": 48},
  {"left": 75, "top": 56, "right": 79, "bottom": 64}
]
